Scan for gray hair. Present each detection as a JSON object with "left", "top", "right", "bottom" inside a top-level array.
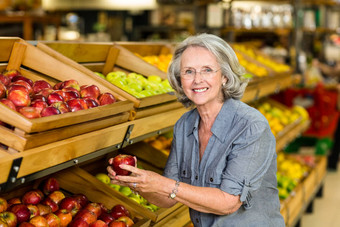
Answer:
[{"left": 168, "top": 33, "right": 249, "bottom": 108}]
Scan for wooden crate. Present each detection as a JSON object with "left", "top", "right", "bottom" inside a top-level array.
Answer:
[
  {"left": 302, "top": 167, "right": 317, "bottom": 203},
  {"left": 117, "top": 41, "right": 175, "bottom": 57},
  {"left": 79, "top": 155, "right": 184, "bottom": 223},
  {"left": 37, "top": 41, "right": 181, "bottom": 120},
  {"left": 0, "top": 37, "right": 133, "bottom": 152},
  {"left": 0, "top": 169, "right": 151, "bottom": 227},
  {"left": 315, "top": 156, "right": 327, "bottom": 186},
  {"left": 285, "top": 183, "right": 304, "bottom": 227}
]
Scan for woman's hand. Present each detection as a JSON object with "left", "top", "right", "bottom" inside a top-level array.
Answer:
[{"left": 106, "top": 157, "right": 164, "bottom": 194}]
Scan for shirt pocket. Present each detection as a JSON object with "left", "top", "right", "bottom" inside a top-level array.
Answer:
[
  {"left": 180, "top": 162, "right": 192, "bottom": 184},
  {"left": 205, "top": 168, "right": 222, "bottom": 188}
]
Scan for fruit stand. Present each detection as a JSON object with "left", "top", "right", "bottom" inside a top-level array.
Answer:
[{"left": 0, "top": 37, "right": 328, "bottom": 226}]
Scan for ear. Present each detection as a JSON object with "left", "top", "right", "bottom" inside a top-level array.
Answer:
[{"left": 222, "top": 75, "right": 228, "bottom": 85}]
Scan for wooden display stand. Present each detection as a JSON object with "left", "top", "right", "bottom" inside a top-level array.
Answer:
[
  {"left": 36, "top": 41, "right": 181, "bottom": 120},
  {"left": 0, "top": 38, "right": 133, "bottom": 153},
  {"left": 78, "top": 155, "right": 185, "bottom": 224},
  {"left": 0, "top": 169, "right": 151, "bottom": 227}
]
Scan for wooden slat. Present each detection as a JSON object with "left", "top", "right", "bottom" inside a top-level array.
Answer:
[
  {"left": 6, "top": 42, "right": 27, "bottom": 70},
  {"left": 132, "top": 101, "right": 183, "bottom": 120},
  {"left": 14, "top": 122, "right": 130, "bottom": 178},
  {"left": 114, "top": 44, "right": 167, "bottom": 80},
  {"left": 102, "top": 46, "right": 120, "bottom": 76},
  {"left": 0, "top": 37, "right": 22, "bottom": 61}
]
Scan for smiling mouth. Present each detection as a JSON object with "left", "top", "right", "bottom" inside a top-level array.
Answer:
[{"left": 193, "top": 88, "right": 208, "bottom": 93}]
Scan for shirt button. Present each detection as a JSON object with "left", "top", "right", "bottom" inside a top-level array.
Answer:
[
  {"left": 195, "top": 175, "right": 198, "bottom": 180},
  {"left": 210, "top": 178, "right": 213, "bottom": 182},
  {"left": 196, "top": 218, "right": 199, "bottom": 223}
]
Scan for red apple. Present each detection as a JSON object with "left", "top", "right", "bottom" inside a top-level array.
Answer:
[
  {"left": 26, "top": 204, "right": 39, "bottom": 219},
  {"left": 10, "top": 80, "right": 33, "bottom": 95},
  {"left": 0, "top": 99, "right": 16, "bottom": 111},
  {"left": 18, "top": 222, "right": 35, "bottom": 227},
  {"left": 7, "top": 88, "right": 30, "bottom": 107},
  {"left": 80, "top": 85, "right": 101, "bottom": 99},
  {"left": 0, "top": 198, "right": 8, "bottom": 213},
  {"left": 117, "top": 216, "right": 134, "bottom": 227},
  {"left": 98, "top": 93, "right": 116, "bottom": 106},
  {"left": 36, "top": 204, "right": 52, "bottom": 216},
  {"left": 110, "top": 204, "right": 130, "bottom": 220},
  {"left": 69, "top": 217, "right": 89, "bottom": 227},
  {"left": 63, "top": 90, "right": 80, "bottom": 101},
  {"left": 84, "top": 97, "right": 99, "bottom": 109},
  {"left": 0, "top": 82, "right": 6, "bottom": 99},
  {"left": 8, "top": 204, "right": 30, "bottom": 224},
  {"left": 0, "top": 74, "right": 10, "bottom": 87},
  {"left": 32, "top": 80, "right": 52, "bottom": 94},
  {"left": 47, "top": 92, "right": 64, "bottom": 105},
  {"left": 51, "top": 101, "right": 70, "bottom": 114},
  {"left": 43, "top": 213, "right": 61, "bottom": 227},
  {"left": 90, "top": 220, "right": 108, "bottom": 227},
  {"left": 98, "top": 212, "right": 114, "bottom": 225},
  {"left": 41, "top": 197, "right": 58, "bottom": 212},
  {"left": 32, "top": 189, "right": 45, "bottom": 200},
  {"left": 0, "top": 217, "right": 9, "bottom": 227},
  {"left": 60, "top": 79, "right": 80, "bottom": 91},
  {"left": 108, "top": 221, "right": 126, "bottom": 227},
  {"left": 53, "top": 82, "right": 63, "bottom": 90},
  {"left": 54, "top": 209, "right": 72, "bottom": 227},
  {"left": 62, "top": 86, "right": 80, "bottom": 94},
  {"left": 79, "top": 98, "right": 88, "bottom": 109},
  {"left": 84, "top": 203, "right": 101, "bottom": 218},
  {"left": 6, "top": 84, "right": 28, "bottom": 95},
  {"left": 59, "top": 197, "right": 81, "bottom": 217},
  {"left": 30, "top": 100, "right": 48, "bottom": 113},
  {"left": 31, "top": 94, "right": 47, "bottom": 102},
  {"left": 36, "top": 88, "right": 53, "bottom": 99},
  {"left": 11, "top": 76, "right": 34, "bottom": 87},
  {"left": 72, "top": 194, "right": 89, "bottom": 209},
  {"left": 111, "top": 155, "right": 135, "bottom": 176},
  {"left": 40, "top": 177, "right": 60, "bottom": 195},
  {"left": 40, "top": 106, "right": 60, "bottom": 117},
  {"left": 2, "top": 69, "right": 21, "bottom": 81},
  {"left": 7, "top": 197, "right": 21, "bottom": 207},
  {"left": 53, "top": 89, "right": 66, "bottom": 99},
  {"left": 18, "top": 107, "right": 41, "bottom": 119},
  {"left": 66, "top": 99, "right": 84, "bottom": 112},
  {"left": 74, "top": 209, "right": 97, "bottom": 225},
  {"left": 29, "top": 215, "right": 48, "bottom": 227},
  {"left": 0, "top": 211, "right": 17, "bottom": 227},
  {"left": 98, "top": 203, "right": 109, "bottom": 215},
  {"left": 22, "top": 190, "right": 43, "bottom": 205},
  {"left": 48, "top": 190, "right": 65, "bottom": 205}
]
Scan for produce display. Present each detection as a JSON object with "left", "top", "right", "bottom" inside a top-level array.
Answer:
[
  {"left": 254, "top": 101, "right": 309, "bottom": 137},
  {"left": 134, "top": 53, "right": 173, "bottom": 73},
  {"left": 233, "top": 44, "right": 291, "bottom": 74},
  {"left": 0, "top": 69, "right": 117, "bottom": 119},
  {"left": 144, "top": 134, "right": 173, "bottom": 156},
  {"left": 276, "top": 153, "right": 309, "bottom": 200},
  {"left": 95, "top": 71, "right": 174, "bottom": 99},
  {"left": 0, "top": 177, "right": 135, "bottom": 227}
]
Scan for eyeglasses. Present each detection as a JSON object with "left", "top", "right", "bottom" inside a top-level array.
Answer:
[{"left": 180, "top": 67, "right": 221, "bottom": 80}]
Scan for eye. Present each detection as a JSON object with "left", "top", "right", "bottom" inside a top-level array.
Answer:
[
  {"left": 184, "top": 69, "right": 195, "bottom": 75},
  {"left": 202, "top": 67, "right": 213, "bottom": 74}
]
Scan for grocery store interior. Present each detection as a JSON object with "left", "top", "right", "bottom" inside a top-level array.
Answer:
[{"left": 0, "top": 0, "right": 340, "bottom": 226}]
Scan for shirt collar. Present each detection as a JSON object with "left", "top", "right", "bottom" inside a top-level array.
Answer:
[{"left": 186, "top": 99, "right": 240, "bottom": 142}]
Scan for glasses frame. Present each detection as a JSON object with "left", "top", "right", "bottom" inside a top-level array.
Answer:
[{"left": 180, "top": 67, "right": 221, "bottom": 80}]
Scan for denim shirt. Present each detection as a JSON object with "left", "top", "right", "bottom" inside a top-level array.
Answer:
[{"left": 163, "top": 98, "right": 285, "bottom": 227}]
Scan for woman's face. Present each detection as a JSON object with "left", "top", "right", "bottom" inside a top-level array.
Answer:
[{"left": 180, "top": 46, "right": 227, "bottom": 107}]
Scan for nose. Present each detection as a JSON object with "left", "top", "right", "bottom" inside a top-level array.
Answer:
[{"left": 193, "top": 71, "right": 204, "bottom": 83}]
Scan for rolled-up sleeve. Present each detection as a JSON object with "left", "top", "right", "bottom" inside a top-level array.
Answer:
[{"left": 220, "top": 120, "right": 276, "bottom": 209}]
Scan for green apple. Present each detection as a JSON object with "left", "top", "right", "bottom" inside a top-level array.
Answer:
[
  {"left": 94, "top": 72, "right": 106, "bottom": 79},
  {"left": 139, "top": 90, "right": 153, "bottom": 97},
  {"left": 95, "top": 173, "right": 110, "bottom": 184},
  {"left": 128, "top": 193, "right": 142, "bottom": 204},
  {"left": 127, "top": 72, "right": 139, "bottom": 79},
  {"left": 109, "top": 183, "right": 121, "bottom": 191},
  {"left": 112, "top": 78, "right": 127, "bottom": 88},
  {"left": 106, "top": 71, "right": 126, "bottom": 80},
  {"left": 119, "top": 186, "right": 132, "bottom": 196},
  {"left": 128, "top": 82, "right": 143, "bottom": 93},
  {"left": 148, "top": 75, "right": 162, "bottom": 83}
]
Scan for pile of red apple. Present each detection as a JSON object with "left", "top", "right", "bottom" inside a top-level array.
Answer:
[
  {"left": 0, "top": 177, "right": 135, "bottom": 227},
  {"left": 0, "top": 69, "right": 117, "bottom": 119}
]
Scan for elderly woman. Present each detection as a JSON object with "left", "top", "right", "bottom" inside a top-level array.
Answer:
[{"left": 107, "top": 33, "right": 284, "bottom": 226}]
